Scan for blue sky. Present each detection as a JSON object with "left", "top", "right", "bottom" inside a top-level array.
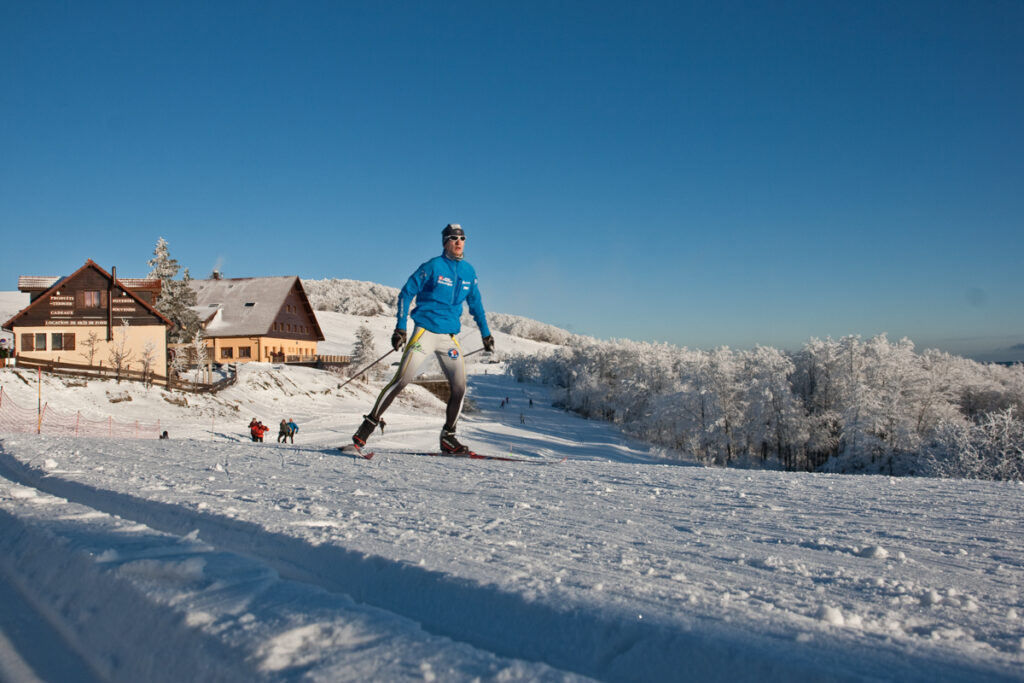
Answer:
[{"left": 3, "top": 1, "right": 1022, "bottom": 361}]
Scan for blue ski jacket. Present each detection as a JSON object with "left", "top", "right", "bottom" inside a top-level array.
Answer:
[{"left": 396, "top": 254, "right": 491, "bottom": 337}]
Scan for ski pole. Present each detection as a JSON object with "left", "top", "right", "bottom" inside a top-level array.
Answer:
[
  {"left": 463, "top": 347, "right": 487, "bottom": 358},
  {"left": 339, "top": 349, "right": 396, "bottom": 389}
]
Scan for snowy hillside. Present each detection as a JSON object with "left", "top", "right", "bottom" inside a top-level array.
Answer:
[
  {"left": 1, "top": 297, "right": 1023, "bottom": 681},
  {"left": 0, "top": 291, "right": 28, "bottom": 347}
]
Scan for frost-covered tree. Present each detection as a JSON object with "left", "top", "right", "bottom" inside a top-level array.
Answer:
[
  {"left": 139, "top": 340, "right": 157, "bottom": 387},
  {"left": 350, "top": 325, "right": 379, "bottom": 381},
  {"left": 147, "top": 238, "right": 201, "bottom": 343},
  {"left": 191, "top": 330, "right": 208, "bottom": 386},
  {"left": 924, "top": 408, "right": 1024, "bottom": 480},
  {"left": 744, "top": 346, "right": 809, "bottom": 470},
  {"left": 107, "top": 319, "right": 134, "bottom": 383},
  {"left": 79, "top": 330, "right": 102, "bottom": 367},
  {"left": 147, "top": 238, "right": 180, "bottom": 280},
  {"left": 169, "top": 345, "right": 189, "bottom": 380}
]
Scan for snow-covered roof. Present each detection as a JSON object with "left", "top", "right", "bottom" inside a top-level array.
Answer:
[
  {"left": 18, "top": 276, "right": 62, "bottom": 291},
  {"left": 118, "top": 278, "right": 161, "bottom": 292},
  {"left": 19, "top": 274, "right": 160, "bottom": 297},
  {"left": 189, "top": 276, "right": 323, "bottom": 340}
]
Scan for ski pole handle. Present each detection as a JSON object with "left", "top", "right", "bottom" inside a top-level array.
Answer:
[{"left": 339, "top": 349, "right": 396, "bottom": 389}]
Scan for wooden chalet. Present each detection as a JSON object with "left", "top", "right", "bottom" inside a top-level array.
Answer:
[
  {"left": 4, "top": 260, "right": 173, "bottom": 376},
  {"left": 188, "top": 275, "right": 324, "bottom": 363}
]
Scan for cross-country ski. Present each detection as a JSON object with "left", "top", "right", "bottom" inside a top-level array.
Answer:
[{"left": 369, "top": 449, "right": 567, "bottom": 464}]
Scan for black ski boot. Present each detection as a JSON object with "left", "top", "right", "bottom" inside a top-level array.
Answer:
[
  {"left": 351, "top": 415, "right": 379, "bottom": 450},
  {"left": 440, "top": 425, "right": 472, "bottom": 455}
]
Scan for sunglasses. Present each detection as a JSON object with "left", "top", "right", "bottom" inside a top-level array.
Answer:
[{"left": 445, "top": 235, "right": 466, "bottom": 242}]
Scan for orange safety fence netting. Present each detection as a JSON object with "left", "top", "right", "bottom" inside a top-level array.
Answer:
[{"left": 0, "top": 387, "right": 162, "bottom": 439}]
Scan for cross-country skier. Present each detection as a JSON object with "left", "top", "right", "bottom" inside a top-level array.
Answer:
[{"left": 342, "top": 223, "right": 495, "bottom": 455}]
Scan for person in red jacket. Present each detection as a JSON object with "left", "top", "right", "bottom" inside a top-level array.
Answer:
[{"left": 249, "top": 419, "right": 269, "bottom": 442}]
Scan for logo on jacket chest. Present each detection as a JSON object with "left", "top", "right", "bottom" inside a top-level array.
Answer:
[{"left": 436, "top": 275, "right": 454, "bottom": 287}]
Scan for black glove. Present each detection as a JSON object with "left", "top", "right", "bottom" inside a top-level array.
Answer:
[
  {"left": 391, "top": 329, "right": 407, "bottom": 351},
  {"left": 482, "top": 335, "right": 495, "bottom": 353}
]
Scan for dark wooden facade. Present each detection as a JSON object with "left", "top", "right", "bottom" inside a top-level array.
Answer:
[{"left": 267, "top": 280, "right": 324, "bottom": 341}]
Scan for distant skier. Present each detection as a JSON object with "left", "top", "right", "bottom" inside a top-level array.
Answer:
[
  {"left": 287, "top": 418, "right": 299, "bottom": 443},
  {"left": 342, "top": 223, "right": 494, "bottom": 455}
]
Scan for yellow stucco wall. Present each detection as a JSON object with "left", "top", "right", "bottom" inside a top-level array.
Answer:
[
  {"left": 196, "top": 336, "right": 319, "bottom": 363},
  {"left": 13, "top": 324, "right": 168, "bottom": 376}
]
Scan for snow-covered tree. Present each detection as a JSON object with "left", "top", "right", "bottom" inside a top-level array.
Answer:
[
  {"left": 191, "top": 330, "right": 208, "bottom": 386},
  {"left": 147, "top": 238, "right": 180, "bottom": 280},
  {"left": 169, "top": 346, "right": 189, "bottom": 380},
  {"left": 139, "top": 340, "right": 157, "bottom": 387},
  {"left": 924, "top": 408, "right": 1024, "bottom": 480},
  {"left": 79, "top": 330, "right": 102, "bottom": 366},
  {"left": 147, "top": 238, "right": 201, "bottom": 343},
  {"left": 350, "top": 325, "right": 379, "bottom": 381},
  {"left": 107, "top": 319, "right": 134, "bottom": 383},
  {"left": 743, "top": 346, "right": 809, "bottom": 470}
]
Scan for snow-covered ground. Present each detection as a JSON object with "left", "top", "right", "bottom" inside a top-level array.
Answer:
[{"left": 0, "top": 305, "right": 1023, "bottom": 681}]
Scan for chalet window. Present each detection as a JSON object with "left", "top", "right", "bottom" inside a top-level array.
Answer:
[
  {"left": 221, "top": 347, "right": 233, "bottom": 359},
  {"left": 238, "top": 346, "right": 251, "bottom": 358},
  {"left": 35, "top": 333, "right": 47, "bottom": 350},
  {"left": 21, "top": 334, "right": 34, "bottom": 352},
  {"left": 50, "top": 333, "right": 76, "bottom": 351},
  {"left": 83, "top": 291, "right": 101, "bottom": 308}
]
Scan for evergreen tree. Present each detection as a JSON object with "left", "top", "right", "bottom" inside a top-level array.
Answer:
[
  {"left": 350, "top": 325, "right": 379, "bottom": 381},
  {"left": 147, "top": 238, "right": 180, "bottom": 280},
  {"left": 147, "top": 238, "right": 201, "bottom": 343}
]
